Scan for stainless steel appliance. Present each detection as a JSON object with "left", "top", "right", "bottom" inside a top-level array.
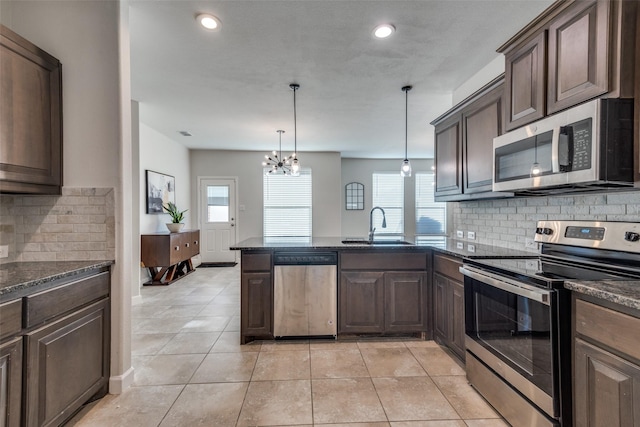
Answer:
[
  {"left": 492, "top": 98, "right": 636, "bottom": 194},
  {"left": 461, "top": 220, "right": 640, "bottom": 427},
  {"left": 273, "top": 251, "right": 337, "bottom": 338}
]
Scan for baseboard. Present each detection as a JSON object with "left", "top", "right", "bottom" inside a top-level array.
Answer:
[
  {"left": 109, "top": 366, "right": 134, "bottom": 394},
  {"left": 131, "top": 294, "right": 143, "bottom": 306}
]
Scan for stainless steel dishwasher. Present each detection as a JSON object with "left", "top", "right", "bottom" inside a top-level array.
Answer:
[{"left": 273, "top": 251, "right": 337, "bottom": 338}]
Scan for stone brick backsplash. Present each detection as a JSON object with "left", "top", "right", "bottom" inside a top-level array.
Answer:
[
  {"left": 0, "top": 188, "right": 115, "bottom": 264},
  {"left": 451, "top": 190, "right": 640, "bottom": 252}
]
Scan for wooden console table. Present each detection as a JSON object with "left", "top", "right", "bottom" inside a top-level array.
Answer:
[{"left": 141, "top": 230, "right": 200, "bottom": 285}]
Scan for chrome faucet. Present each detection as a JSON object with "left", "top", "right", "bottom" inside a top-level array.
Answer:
[{"left": 368, "top": 206, "right": 387, "bottom": 241}]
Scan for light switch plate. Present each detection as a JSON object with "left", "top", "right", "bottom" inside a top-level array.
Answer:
[
  {"left": 456, "top": 230, "right": 464, "bottom": 238},
  {"left": 467, "top": 231, "right": 476, "bottom": 240},
  {"left": 0, "top": 245, "right": 8, "bottom": 258},
  {"left": 525, "top": 238, "right": 537, "bottom": 249}
]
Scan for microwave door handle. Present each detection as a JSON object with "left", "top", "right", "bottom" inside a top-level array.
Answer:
[
  {"left": 551, "top": 126, "right": 560, "bottom": 173},
  {"left": 459, "top": 266, "right": 552, "bottom": 306}
]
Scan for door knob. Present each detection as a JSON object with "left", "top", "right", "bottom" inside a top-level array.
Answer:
[{"left": 231, "top": 224, "right": 235, "bottom": 227}]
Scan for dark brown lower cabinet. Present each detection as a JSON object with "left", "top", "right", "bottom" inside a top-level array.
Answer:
[
  {"left": 433, "top": 254, "right": 465, "bottom": 361},
  {"left": 240, "top": 252, "right": 272, "bottom": 344},
  {"left": 384, "top": 272, "right": 428, "bottom": 333},
  {"left": 339, "top": 271, "right": 385, "bottom": 333},
  {"left": 25, "top": 299, "right": 110, "bottom": 427},
  {"left": 0, "top": 337, "right": 22, "bottom": 427},
  {"left": 339, "top": 270, "right": 428, "bottom": 335},
  {"left": 241, "top": 272, "right": 272, "bottom": 342},
  {"left": 574, "top": 338, "right": 640, "bottom": 426},
  {"left": 573, "top": 296, "right": 640, "bottom": 426}
]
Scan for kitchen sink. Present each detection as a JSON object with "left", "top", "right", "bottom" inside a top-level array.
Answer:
[{"left": 341, "top": 239, "right": 413, "bottom": 246}]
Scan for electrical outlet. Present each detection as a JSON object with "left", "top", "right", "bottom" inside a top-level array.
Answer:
[
  {"left": 0, "top": 245, "right": 8, "bottom": 258},
  {"left": 467, "top": 244, "right": 476, "bottom": 253},
  {"left": 456, "top": 242, "right": 464, "bottom": 249},
  {"left": 467, "top": 231, "right": 476, "bottom": 240},
  {"left": 525, "top": 259, "right": 539, "bottom": 270},
  {"left": 456, "top": 230, "right": 464, "bottom": 239},
  {"left": 525, "top": 238, "right": 537, "bottom": 249}
]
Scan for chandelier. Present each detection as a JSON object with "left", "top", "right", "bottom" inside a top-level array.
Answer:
[{"left": 262, "top": 130, "right": 292, "bottom": 175}]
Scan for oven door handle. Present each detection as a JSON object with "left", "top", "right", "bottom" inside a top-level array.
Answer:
[{"left": 459, "top": 266, "right": 552, "bottom": 306}]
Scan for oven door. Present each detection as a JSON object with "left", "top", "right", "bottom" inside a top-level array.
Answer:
[{"left": 460, "top": 265, "right": 558, "bottom": 418}]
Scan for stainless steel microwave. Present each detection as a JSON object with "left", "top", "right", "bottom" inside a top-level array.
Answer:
[{"left": 492, "top": 98, "right": 636, "bottom": 194}]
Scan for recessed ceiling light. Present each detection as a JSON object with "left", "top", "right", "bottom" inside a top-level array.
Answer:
[
  {"left": 373, "top": 24, "right": 395, "bottom": 39},
  {"left": 196, "top": 13, "right": 221, "bottom": 31}
]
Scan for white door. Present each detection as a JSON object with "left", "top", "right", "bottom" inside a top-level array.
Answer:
[{"left": 199, "top": 178, "right": 237, "bottom": 263}]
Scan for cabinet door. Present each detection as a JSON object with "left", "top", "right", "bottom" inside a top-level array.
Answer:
[
  {"left": 0, "top": 25, "right": 62, "bottom": 195},
  {"left": 0, "top": 337, "right": 22, "bottom": 427},
  {"left": 433, "top": 273, "right": 449, "bottom": 343},
  {"left": 434, "top": 115, "right": 462, "bottom": 199},
  {"left": 462, "top": 84, "right": 503, "bottom": 194},
  {"left": 25, "top": 299, "right": 110, "bottom": 427},
  {"left": 449, "top": 280, "right": 465, "bottom": 361},
  {"left": 574, "top": 338, "right": 640, "bottom": 426},
  {"left": 504, "top": 32, "right": 546, "bottom": 130},
  {"left": 384, "top": 272, "right": 428, "bottom": 333},
  {"left": 547, "top": 0, "right": 609, "bottom": 114},
  {"left": 339, "top": 271, "right": 384, "bottom": 334},
  {"left": 241, "top": 272, "right": 272, "bottom": 341}
]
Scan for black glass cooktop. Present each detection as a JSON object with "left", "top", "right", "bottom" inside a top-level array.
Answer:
[{"left": 466, "top": 256, "right": 640, "bottom": 289}]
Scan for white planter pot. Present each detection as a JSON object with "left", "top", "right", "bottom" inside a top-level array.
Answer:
[{"left": 166, "top": 223, "right": 185, "bottom": 233}]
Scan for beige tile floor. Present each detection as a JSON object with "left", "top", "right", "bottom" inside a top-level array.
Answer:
[{"left": 68, "top": 266, "right": 508, "bottom": 427}]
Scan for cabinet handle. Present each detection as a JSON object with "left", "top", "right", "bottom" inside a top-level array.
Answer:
[
  {"left": 185, "top": 243, "right": 190, "bottom": 247},
  {"left": 194, "top": 240, "right": 198, "bottom": 245},
  {"left": 174, "top": 246, "right": 180, "bottom": 251}
]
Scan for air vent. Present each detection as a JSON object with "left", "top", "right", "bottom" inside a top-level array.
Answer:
[{"left": 178, "top": 131, "right": 192, "bottom": 136}]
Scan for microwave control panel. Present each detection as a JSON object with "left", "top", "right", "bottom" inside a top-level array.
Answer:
[{"left": 564, "top": 118, "right": 592, "bottom": 171}]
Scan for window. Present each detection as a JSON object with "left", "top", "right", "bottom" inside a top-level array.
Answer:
[
  {"left": 206, "top": 185, "right": 229, "bottom": 222},
  {"left": 263, "top": 169, "right": 312, "bottom": 237},
  {"left": 415, "top": 172, "right": 446, "bottom": 235},
  {"left": 372, "top": 172, "right": 404, "bottom": 235}
]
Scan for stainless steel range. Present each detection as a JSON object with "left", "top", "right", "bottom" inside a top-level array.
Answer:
[{"left": 460, "top": 220, "right": 640, "bottom": 427}]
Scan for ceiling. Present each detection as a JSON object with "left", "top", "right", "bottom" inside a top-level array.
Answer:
[{"left": 129, "top": 0, "right": 553, "bottom": 159}]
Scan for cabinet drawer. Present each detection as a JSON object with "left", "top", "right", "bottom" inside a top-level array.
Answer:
[
  {"left": 242, "top": 253, "right": 271, "bottom": 272},
  {"left": 189, "top": 230, "right": 200, "bottom": 257},
  {"left": 575, "top": 298, "right": 640, "bottom": 362},
  {"left": 0, "top": 299, "right": 22, "bottom": 340},
  {"left": 25, "top": 271, "right": 110, "bottom": 328},
  {"left": 341, "top": 252, "right": 427, "bottom": 270},
  {"left": 433, "top": 253, "right": 463, "bottom": 281}
]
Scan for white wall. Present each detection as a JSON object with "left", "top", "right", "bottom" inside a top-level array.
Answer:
[
  {"left": 452, "top": 55, "right": 505, "bottom": 105},
  {"left": 341, "top": 158, "right": 435, "bottom": 238},
  {"left": 190, "top": 150, "right": 342, "bottom": 239},
  {"left": 139, "top": 122, "right": 191, "bottom": 234}
]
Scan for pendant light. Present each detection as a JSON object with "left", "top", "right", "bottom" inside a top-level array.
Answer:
[
  {"left": 262, "top": 130, "right": 292, "bottom": 175},
  {"left": 530, "top": 136, "right": 541, "bottom": 177},
  {"left": 289, "top": 83, "right": 301, "bottom": 177},
  {"left": 400, "top": 85, "right": 413, "bottom": 177}
]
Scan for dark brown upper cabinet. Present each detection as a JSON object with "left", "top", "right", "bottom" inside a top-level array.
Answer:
[
  {"left": 547, "top": 0, "right": 610, "bottom": 114},
  {"left": 462, "top": 84, "right": 504, "bottom": 194},
  {"left": 432, "top": 77, "right": 509, "bottom": 202},
  {"left": 504, "top": 32, "right": 546, "bottom": 131},
  {"left": 499, "top": 0, "right": 637, "bottom": 130},
  {"left": 0, "top": 25, "right": 62, "bottom": 195}
]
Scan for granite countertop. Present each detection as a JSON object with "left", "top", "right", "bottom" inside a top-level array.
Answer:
[
  {"left": 565, "top": 280, "right": 640, "bottom": 311},
  {"left": 231, "top": 236, "right": 535, "bottom": 259},
  {"left": 0, "top": 260, "right": 114, "bottom": 302}
]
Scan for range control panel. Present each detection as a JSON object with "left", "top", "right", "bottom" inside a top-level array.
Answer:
[{"left": 534, "top": 221, "right": 640, "bottom": 253}]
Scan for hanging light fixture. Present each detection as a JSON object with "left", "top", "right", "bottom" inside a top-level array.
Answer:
[
  {"left": 530, "top": 137, "right": 541, "bottom": 177},
  {"left": 262, "top": 130, "right": 292, "bottom": 175},
  {"left": 289, "top": 83, "right": 301, "bottom": 177},
  {"left": 400, "top": 85, "right": 413, "bottom": 177}
]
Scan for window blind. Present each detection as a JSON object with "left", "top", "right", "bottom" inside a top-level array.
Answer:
[
  {"left": 416, "top": 172, "right": 446, "bottom": 235},
  {"left": 263, "top": 169, "right": 312, "bottom": 237},
  {"left": 372, "top": 172, "right": 404, "bottom": 235}
]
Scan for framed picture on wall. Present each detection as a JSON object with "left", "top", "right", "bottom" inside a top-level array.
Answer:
[{"left": 146, "top": 170, "right": 175, "bottom": 214}]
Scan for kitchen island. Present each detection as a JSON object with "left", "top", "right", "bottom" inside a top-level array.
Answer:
[{"left": 231, "top": 237, "right": 532, "bottom": 344}]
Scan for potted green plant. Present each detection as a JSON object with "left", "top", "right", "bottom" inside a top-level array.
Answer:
[{"left": 163, "top": 202, "right": 188, "bottom": 233}]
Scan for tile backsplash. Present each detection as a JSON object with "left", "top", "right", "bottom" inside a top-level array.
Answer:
[
  {"left": 0, "top": 187, "right": 115, "bottom": 264},
  {"left": 451, "top": 190, "right": 640, "bottom": 252}
]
